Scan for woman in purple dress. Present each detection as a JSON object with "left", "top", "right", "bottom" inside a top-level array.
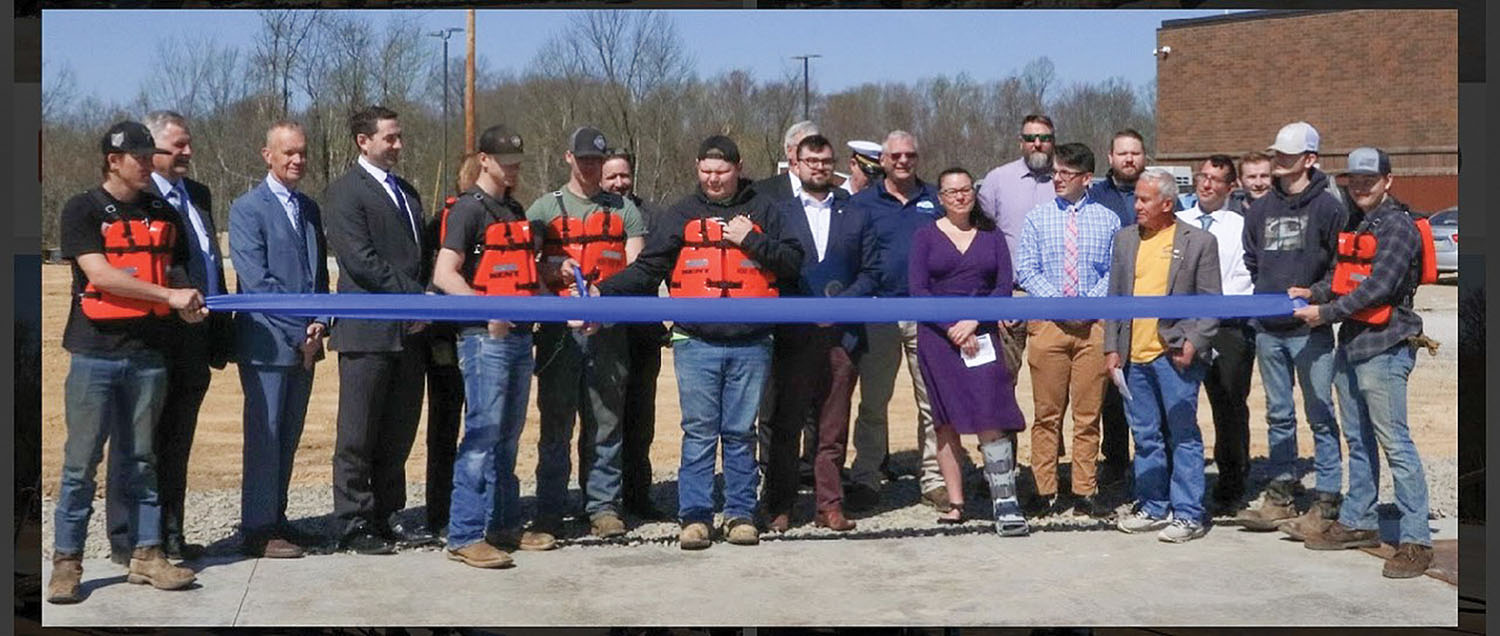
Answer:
[{"left": 908, "top": 167, "right": 1029, "bottom": 536}]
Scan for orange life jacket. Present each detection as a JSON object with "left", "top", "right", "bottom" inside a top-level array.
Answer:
[
  {"left": 79, "top": 191, "right": 178, "bottom": 320},
  {"left": 668, "top": 217, "right": 778, "bottom": 298},
  {"left": 438, "top": 195, "right": 458, "bottom": 245},
  {"left": 1330, "top": 212, "right": 1437, "bottom": 325},
  {"left": 467, "top": 195, "right": 540, "bottom": 297},
  {"left": 541, "top": 190, "right": 628, "bottom": 294}
]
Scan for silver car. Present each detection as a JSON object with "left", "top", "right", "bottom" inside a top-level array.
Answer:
[{"left": 1429, "top": 208, "right": 1457, "bottom": 273}]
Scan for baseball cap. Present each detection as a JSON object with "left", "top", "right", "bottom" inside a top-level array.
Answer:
[
  {"left": 1343, "top": 147, "right": 1391, "bottom": 176},
  {"left": 1267, "top": 121, "right": 1321, "bottom": 155},
  {"left": 848, "top": 140, "right": 883, "bottom": 176},
  {"left": 569, "top": 127, "right": 608, "bottom": 158},
  {"left": 100, "top": 120, "right": 170, "bottom": 156},
  {"left": 478, "top": 124, "right": 525, "bottom": 163},
  {"left": 697, "top": 135, "right": 741, "bottom": 163}
]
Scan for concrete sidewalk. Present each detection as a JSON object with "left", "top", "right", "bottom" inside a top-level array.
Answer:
[{"left": 41, "top": 517, "right": 1458, "bottom": 627}]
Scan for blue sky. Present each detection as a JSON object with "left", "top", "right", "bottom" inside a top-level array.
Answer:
[{"left": 43, "top": 8, "right": 1234, "bottom": 104}]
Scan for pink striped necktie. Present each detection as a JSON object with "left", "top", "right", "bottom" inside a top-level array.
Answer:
[{"left": 1062, "top": 205, "right": 1079, "bottom": 297}]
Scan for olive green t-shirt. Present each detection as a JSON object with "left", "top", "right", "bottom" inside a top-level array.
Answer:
[{"left": 524, "top": 186, "right": 647, "bottom": 239}]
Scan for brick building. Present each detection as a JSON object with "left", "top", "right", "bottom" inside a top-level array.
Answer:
[{"left": 1155, "top": 9, "right": 1458, "bottom": 212}]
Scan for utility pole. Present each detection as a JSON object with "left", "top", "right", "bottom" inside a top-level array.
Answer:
[
  {"left": 465, "top": 10, "right": 476, "bottom": 155},
  {"left": 791, "top": 54, "right": 822, "bottom": 120},
  {"left": 428, "top": 26, "right": 463, "bottom": 186}
]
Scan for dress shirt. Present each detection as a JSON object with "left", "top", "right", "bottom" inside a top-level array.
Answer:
[
  {"left": 978, "top": 158, "right": 1056, "bottom": 265},
  {"left": 358, "top": 154, "right": 420, "bottom": 245},
  {"left": 1177, "top": 204, "right": 1253, "bottom": 296},
  {"left": 1015, "top": 195, "right": 1120, "bottom": 298},
  {"left": 799, "top": 190, "right": 834, "bottom": 261},
  {"left": 265, "top": 173, "right": 301, "bottom": 233},
  {"left": 151, "top": 172, "right": 219, "bottom": 296}
]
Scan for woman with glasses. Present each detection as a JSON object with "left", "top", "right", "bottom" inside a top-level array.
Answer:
[{"left": 908, "top": 167, "right": 1030, "bottom": 536}]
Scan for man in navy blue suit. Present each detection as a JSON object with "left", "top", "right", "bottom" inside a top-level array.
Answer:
[
  {"left": 761, "top": 134, "right": 883, "bottom": 533},
  {"left": 228, "top": 121, "right": 331, "bottom": 558}
]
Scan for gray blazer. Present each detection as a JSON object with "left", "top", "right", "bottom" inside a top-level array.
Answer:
[{"left": 1104, "top": 221, "right": 1221, "bottom": 364}]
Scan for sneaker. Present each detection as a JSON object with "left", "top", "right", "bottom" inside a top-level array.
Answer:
[
  {"left": 447, "top": 541, "right": 515, "bottom": 569},
  {"left": 1304, "top": 522, "right": 1380, "bottom": 551},
  {"left": 1382, "top": 543, "right": 1434, "bottom": 579},
  {"left": 1235, "top": 492, "right": 1298, "bottom": 531},
  {"left": 1117, "top": 509, "right": 1171, "bottom": 534},
  {"left": 126, "top": 546, "right": 196, "bottom": 590},
  {"left": 678, "top": 522, "right": 712, "bottom": 550},
  {"left": 46, "top": 554, "right": 83, "bottom": 604},
  {"left": 1157, "top": 518, "right": 1209, "bottom": 543},
  {"left": 723, "top": 518, "right": 760, "bottom": 546},
  {"left": 590, "top": 512, "right": 628, "bottom": 539}
]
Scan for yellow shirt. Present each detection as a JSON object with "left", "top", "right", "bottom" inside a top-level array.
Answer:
[{"left": 1130, "top": 224, "right": 1175, "bottom": 363}]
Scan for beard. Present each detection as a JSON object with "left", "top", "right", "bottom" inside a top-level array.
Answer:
[{"left": 1024, "top": 151, "right": 1052, "bottom": 172}]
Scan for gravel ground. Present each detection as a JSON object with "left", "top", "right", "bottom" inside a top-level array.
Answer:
[{"left": 41, "top": 454, "right": 1459, "bottom": 560}]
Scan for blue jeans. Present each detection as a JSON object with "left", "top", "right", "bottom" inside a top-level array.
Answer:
[
  {"left": 1124, "top": 355, "right": 1207, "bottom": 523},
  {"left": 447, "top": 331, "right": 534, "bottom": 549},
  {"left": 534, "top": 323, "right": 627, "bottom": 520},
  {"left": 1254, "top": 329, "right": 1341, "bottom": 493},
  {"left": 1334, "top": 343, "right": 1430, "bottom": 546},
  {"left": 238, "top": 363, "right": 315, "bottom": 536},
  {"left": 673, "top": 336, "right": 773, "bottom": 524},
  {"left": 54, "top": 351, "right": 169, "bottom": 554}
]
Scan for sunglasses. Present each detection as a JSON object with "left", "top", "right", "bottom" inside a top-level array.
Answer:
[
  {"left": 887, "top": 152, "right": 918, "bottom": 160},
  {"left": 1021, "top": 134, "right": 1055, "bottom": 143}
]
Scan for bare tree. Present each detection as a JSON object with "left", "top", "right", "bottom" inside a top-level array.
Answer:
[
  {"left": 252, "top": 9, "right": 322, "bottom": 118},
  {"left": 1021, "top": 56, "right": 1056, "bottom": 109}
]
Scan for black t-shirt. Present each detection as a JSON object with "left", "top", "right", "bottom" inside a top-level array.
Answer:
[
  {"left": 440, "top": 187, "right": 540, "bottom": 334},
  {"left": 59, "top": 187, "right": 190, "bottom": 355}
]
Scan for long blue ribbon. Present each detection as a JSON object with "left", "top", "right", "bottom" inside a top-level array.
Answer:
[{"left": 206, "top": 293, "right": 1294, "bottom": 324}]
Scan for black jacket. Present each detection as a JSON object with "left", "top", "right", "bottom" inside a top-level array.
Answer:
[
  {"left": 148, "top": 176, "right": 234, "bottom": 369},
  {"left": 1242, "top": 167, "right": 1348, "bottom": 334},
  {"left": 324, "top": 163, "right": 432, "bottom": 352},
  {"left": 599, "top": 178, "right": 804, "bottom": 342}
]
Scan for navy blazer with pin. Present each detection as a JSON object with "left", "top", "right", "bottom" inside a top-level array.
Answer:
[
  {"left": 228, "top": 178, "right": 331, "bottom": 367},
  {"left": 774, "top": 189, "right": 883, "bottom": 353}
]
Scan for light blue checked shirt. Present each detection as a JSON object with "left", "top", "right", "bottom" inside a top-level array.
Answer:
[{"left": 1015, "top": 195, "right": 1120, "bottom": 298}]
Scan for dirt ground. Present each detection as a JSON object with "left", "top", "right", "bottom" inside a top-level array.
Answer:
[{"left": 39, "top": 264, "right": 1459, "bottom": 496}]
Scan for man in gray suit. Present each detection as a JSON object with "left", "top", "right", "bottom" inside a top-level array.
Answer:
[
  {"left": 228, "top": 121, "right": 330, "bottom": 559},
  {"left": 1104, "top": 169, "right": 1220, "bottom": 544},
  {"left": 324, "top": 105, "right": 435, "bottom": 554}
]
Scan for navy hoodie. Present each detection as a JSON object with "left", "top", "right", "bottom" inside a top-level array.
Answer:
[
  {"left": 1242, "top": 167, "right": 1348, "bottom": 334},
  {"left": 598, "top": 178, "right": 804, "bottom": 343}
]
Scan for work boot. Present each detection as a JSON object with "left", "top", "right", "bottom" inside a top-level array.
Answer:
[
  {"left": 921, "top": 486, "right": 953, "bottom": 512},
  {"left": 1280, "top": 492, "right": 1342, "bottom": 542},
  {"left": 589, "top": 512, "right": 628, "bottom": 539},
  {"left": 1304, "top": 522, "right": 1380, "bottom": 551},
  {"left": 447, "top": 541, "right": 514, "bottom": 569},
  {"left": 1236, "top": 481, "right": 1301, "bottom": 531},
  {"left": 981, "top": 437, "right": 1029, "bottom": 537},
  {"left": 1382, "top": 543, "right": 1434, "bottom": 579},
  {"left": 127, "top": 546, "right": 196, "bottom": 590},
  {"left": 723, "top": 518, "right": 760, "bottom": 546},
  {"left": 678, "top": 522, "right": 712, "bottom": 550},
  {"left": 47, "top": 553, "right": 83, "bottom": 604}
]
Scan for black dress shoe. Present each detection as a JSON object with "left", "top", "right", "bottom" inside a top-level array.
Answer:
[
  {"left": 844, "top": 483, "right": 881, "bottom": 512},
  {"left": 163, "top": 534, "right": 205, "bottom": 560},
  {"left": 339, "top": 528, "right": 396, "bottom": 555},
  {"left": 382, "top": 520, "right": 439, "bottom": 547}
]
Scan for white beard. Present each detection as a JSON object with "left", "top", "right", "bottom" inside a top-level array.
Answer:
[{"left": 1024, "top": 151, "right": 1051, "bottom": 172}]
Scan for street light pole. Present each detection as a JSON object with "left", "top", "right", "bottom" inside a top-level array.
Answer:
[
  {"left": 429, "top": 27, "right": 463, "bottom": 190},
  {"left": 791, "top": 54, "right": 822, "bottom": 120}
]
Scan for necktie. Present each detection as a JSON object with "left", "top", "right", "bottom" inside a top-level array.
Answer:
[
  {"left": 385, "top": 173, "right": 421, "bottom": 245},
  {"left": 1062, "top": 206, "right": 1079, "bottom": 297},
  {"left": 1199, "top": 213, "right": 1214, "bottom": 231},
  {"left": 170, "top": 184, "right": 220, "bottom": 296}
]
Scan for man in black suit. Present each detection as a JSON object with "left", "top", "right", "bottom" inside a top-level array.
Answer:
[
  {"left": 752, "top": 119, "right": 824, "bottom": 482},
  {"left": 761, "top": 134, "right": 882, "bottom": 533},
  {"left": 106, "top": 110, "right": 233, "bottom": 564},
  {"left": 324, "top": 105, "right": 436, "bottom": 554}
]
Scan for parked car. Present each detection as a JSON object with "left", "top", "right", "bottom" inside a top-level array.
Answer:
[{"left": 1429, "top": 207, "right": 1457, "bottom": 274}]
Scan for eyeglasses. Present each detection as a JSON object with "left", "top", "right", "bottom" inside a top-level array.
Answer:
[
  {"left": 1020, "top": 134, "right": 1055, "bottom": 143},
  {"left": 797, "top": 157, "right": 835, "bottom": 167},
  {"left": 1053, "top": 167, "right": 1087, "bottom": 180},
  {"left": 939, "top": 186, "right": 974, "bottom": 197},
  {"left": 1193, "top": 173, "right": 1230, "bottom": 185},
  {"left": 887, "top": 152, "right": 918, "bottom": 160}
]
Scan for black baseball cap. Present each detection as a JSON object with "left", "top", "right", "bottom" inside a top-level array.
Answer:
[
  {"left": 100, "top": 120, "right": 170, "bottom": 156},
  {"left": 569, "top": 127, "right": 608, "bottom": 158},
  {"left": 697, "top": 135, "right": 741, "bottom": 163},
  {"left": 478, "top": 124, "right": 525, "bottom": 163}
]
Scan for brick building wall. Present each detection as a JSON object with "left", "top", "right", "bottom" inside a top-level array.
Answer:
[{"left": 1155, "top": 9, "right": 1458, "bottom": 211}]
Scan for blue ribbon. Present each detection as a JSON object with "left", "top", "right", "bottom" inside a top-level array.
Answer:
[{"left": 206, "top": 293, "right": 1295, "bottom": 324}]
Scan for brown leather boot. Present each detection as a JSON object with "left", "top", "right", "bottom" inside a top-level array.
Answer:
[
  {"left": 47, "top": 553, "right": 83, "bottom": 604},
  {"left": 127, "top": 546, "right": 196, "bottom": 590},
  {"left": 814, "top": 508, "right": 856, "bottom": 532}
]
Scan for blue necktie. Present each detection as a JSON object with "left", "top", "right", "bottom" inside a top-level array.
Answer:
[
  {"left": 169, "top": 184, "right": 220, "bottom": 296},
  {"left": 385, "top": 173, "right": 420, "bottom": 245}
]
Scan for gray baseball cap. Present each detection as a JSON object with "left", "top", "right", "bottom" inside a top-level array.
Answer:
[{"left": 1343, "top": 147, "right": 1391, "bottom": 176}]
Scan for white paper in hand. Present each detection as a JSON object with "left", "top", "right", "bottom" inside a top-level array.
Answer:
[
  {"left": 963, "top": 333, "right": 998, "bottom": 368},
  {"left": 1111, "top": 367, "right": 1133, "bottom": 402}
]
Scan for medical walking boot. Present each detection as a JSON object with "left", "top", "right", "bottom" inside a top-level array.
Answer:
[{"left": 982, "top": 437, "right": 1029, "bottom": 537}]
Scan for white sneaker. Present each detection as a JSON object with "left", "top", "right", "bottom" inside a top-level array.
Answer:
[
  {"left": 1157, "top": 518, "right": 1208, "bottom": 543},
  {"left": 1117, "top": 509, "right": 1170, "bottom": 534}
]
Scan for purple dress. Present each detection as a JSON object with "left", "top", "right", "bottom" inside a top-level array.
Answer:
[{"left": 908, "top": 221, "right": 1026, "bottom": 434}]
